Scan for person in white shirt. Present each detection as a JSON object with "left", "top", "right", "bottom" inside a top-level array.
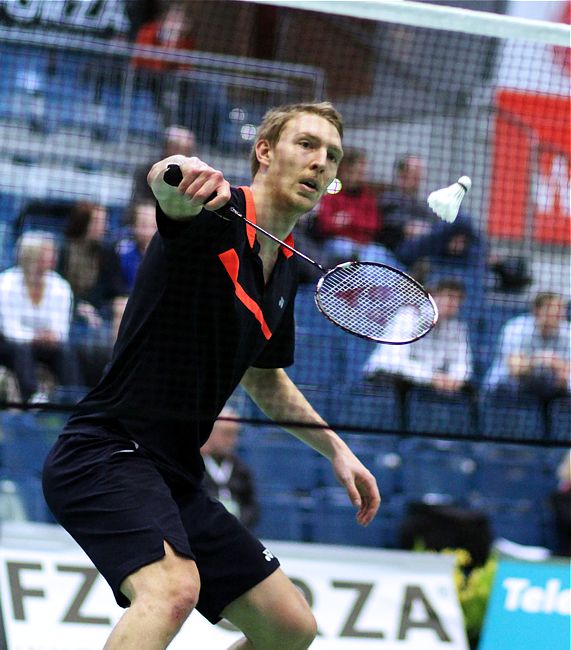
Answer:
[
  {"left": 363, "top": 279, "right": 473, "bottom": 393},
  {"left": 484, "top": 292, "right": 570, "bottom": 401},
  {"left": 0, "top": 230, "right": 79, "bottom": 401}
]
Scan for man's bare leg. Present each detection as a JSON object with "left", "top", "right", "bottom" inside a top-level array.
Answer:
[{"left": 104, "top": 542, "right": 200, "bottom": 650}]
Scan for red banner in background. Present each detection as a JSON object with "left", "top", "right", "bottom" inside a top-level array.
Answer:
[{"left": 488, "top": 90, "right": 570, "bottom": 246}]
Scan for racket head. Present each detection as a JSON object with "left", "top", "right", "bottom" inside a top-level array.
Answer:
[{"left": 314, "top": 261, "right": 438, "bottom": 344}]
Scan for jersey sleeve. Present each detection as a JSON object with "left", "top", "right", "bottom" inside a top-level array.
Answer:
[{"left": 155, "top": 187, "right": 243, "bottom": 241}]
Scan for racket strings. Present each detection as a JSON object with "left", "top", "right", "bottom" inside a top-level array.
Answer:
[{"left": 316, "top": 263, "right": 437, "bottom": 343}]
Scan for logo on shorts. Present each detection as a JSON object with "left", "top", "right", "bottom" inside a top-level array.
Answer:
[
  {"left": 262, "top": 548, "right": 275, "bottom": 562},
  {"left": 278, "top": 296, "right": 285, "bottom": 309}
]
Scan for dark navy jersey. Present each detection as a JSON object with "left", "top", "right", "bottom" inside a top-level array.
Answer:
[{"left": 66, "top": 187, "right": 298, "bottom": 481}]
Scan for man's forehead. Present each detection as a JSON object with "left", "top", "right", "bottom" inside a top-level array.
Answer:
[{"left": 282, "top": 113, "right": 342, "bottom": 144}]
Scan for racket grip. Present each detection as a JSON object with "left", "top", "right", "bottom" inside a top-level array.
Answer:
[
  {"left": 163, "top": 164, "right": 183, "bottom": 187},
  {"left": 163, "top": 163, "right": 225, "bottom": 214}
]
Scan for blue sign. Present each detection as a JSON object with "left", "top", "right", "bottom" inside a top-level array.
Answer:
[{"left": 479, "top": 559, "right": 570, "bottom": 650}]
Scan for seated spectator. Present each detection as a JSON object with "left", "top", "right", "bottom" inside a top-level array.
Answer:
[
  {"left": 378, "top": 154, "right": 482, "bottom": 279},
  {"left": 0, "top": 231, "right": 79, "bottom": 402},
  {"left": 132, "top": 1, "right": 231, "bottom": 149},
  {"left": 131, "top": 124, "right": 196, "bottom": 202},
  {"left": 363, "top": 279, "right": 473, "bottom": 394},
  {"left": 58, "top": 202, "right": 128, "bottom": 387},
  {"left": 115, "top": 199, "right": 157, "bottom": 291},
  {"left": 484, "top": 292, "right": 570, "bottom": 401},
  {"left": 312, "top": 149, "right": 399, "bottom": 268},
  {"left": 200, "top": 407, "right": 260, "bottom": 529},
  {"left": 378, "top": 154, "right": 434, "bottom": 253}
]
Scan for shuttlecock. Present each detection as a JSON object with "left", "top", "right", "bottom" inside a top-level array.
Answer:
[{"left": 427, "top": 176, "right": 472, "bottom": 223}]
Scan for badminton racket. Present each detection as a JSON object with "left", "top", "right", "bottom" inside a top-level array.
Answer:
[{"left": 163, "top": 164, "right": 438, "bottom": 344}]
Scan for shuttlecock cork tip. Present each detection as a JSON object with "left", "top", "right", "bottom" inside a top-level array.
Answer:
[{"left": 458, "top": 176, "right": 472, "bottom": 192}]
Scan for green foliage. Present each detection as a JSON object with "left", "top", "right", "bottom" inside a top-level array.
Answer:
[{"left": 413, "top": 540, "right": 498, "bottom": 648}]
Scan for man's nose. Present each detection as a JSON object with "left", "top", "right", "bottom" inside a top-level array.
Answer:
[{"left": 310, "top": 148, "right": 328, "bottom": 170}]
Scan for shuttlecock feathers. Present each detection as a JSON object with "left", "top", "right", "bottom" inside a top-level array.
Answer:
[{"left": 427, "top": 176, "right": 472, "bottom": 223}]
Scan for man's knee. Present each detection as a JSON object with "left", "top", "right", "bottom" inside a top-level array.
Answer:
[
  {"left": 264, "top": 608, "right": 318, "bottom": 650},
  {"left": 122, "top": 549, "right": 200, "bottom": 628}
]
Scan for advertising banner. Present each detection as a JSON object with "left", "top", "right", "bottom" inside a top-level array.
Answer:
[
  {"left": 488, "top": 0, "right": 570, "bottom": 245},
  {"left": 0, "top": 534, "right": 468, "bottom": 649},
  {"left": 479, "top": 558, "right": 570, "bottom": 650}
]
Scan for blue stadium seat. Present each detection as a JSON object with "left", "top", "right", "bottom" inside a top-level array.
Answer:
[
  {"left": 0, "top": 412, "right": 58, "bottom": 475},
  {"left": 472, "top": 445, "right": 553, "bottom": 501},
  {"left": 309, "top": 487, "right": 388, "bottom": 547},
  {"left": 468, "top": 496, "right": 546, "bottom": 546},
  {"left": 241, "top": 440, "right": 320, "bottom": 493},
  {"left": 329, "top": 381, "right": 401, "bottom": 432},
  {"left": 405, "top": 387, "right": 473, "bottom": 436},
  {"left": 341, "top": 336, "right": 377, "bottom": 386},
  {"left": 128, "top": 89, "right": 163, "bottom": 139},
  {"left": 286, "top": 331, "right": 345, "bottom": 388},
  {"left": 399, "top": 439, "right": 477, "bottom": 504},
  {"left": 255, "top": 493, "right": 309, "bottom": 542},
  {"left": 478, "top": 393, "right": 545, "bottom": 440},
  {"left": 294, "top": 285, "right": 338, "bottom": 336},
  {"left": 0, "top": 45, "right": 50, "bottom": 127},
  {"left": 548, "top": 398, "right": 571, "bottom": 443},
  {"left": 0, "top": 471, "right": 51, "bottom": 523}
]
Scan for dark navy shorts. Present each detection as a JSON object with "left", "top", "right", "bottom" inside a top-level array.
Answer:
[{"left": 42, "top": 425, "right": 280, "bottom": 624}]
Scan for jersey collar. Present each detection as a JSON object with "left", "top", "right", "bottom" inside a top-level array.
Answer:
[{"left": 239, "top": 186, "right": 294, "bottom": 258}]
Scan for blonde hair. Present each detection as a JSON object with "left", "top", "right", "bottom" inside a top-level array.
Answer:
[
  {"left": 249, "top": 101, "right": 344, "bottom": 178},
  {"left": 17, "top": 230, "right": 57, "bottom": 268}
]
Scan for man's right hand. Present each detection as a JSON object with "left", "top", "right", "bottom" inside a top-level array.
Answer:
[{"left": 147, "top": 156, "right": 231, "bottom": 220}]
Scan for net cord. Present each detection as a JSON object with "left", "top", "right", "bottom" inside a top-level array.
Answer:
[{"left": 245, "top": 0, "right": 570, "bottom": 46}]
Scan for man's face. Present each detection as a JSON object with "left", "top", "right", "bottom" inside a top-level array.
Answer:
[
  {"left": 434, "top": 288, "right": 463, "bottom": 320},
  {"left": 535, "top": 297, "right": 565, "bottom": 335},
  {"left": 263, "top": 112, "right": 343, "bottom": 215},
  {"left": 133, "top": 203, "right": 157, "bottom": 252}
]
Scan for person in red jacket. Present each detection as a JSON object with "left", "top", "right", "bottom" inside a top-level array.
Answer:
[
  {"left": 132, "top": 1, "right": 231, "bottom": 149},
  {"left": 313, "top": 149, "right": 400, "bottom": 268}
]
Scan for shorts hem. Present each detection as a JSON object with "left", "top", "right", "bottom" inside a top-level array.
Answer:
[
  {"left": 112, "top": 538, "right": 196, "bottom": 608},
  {"left": 199, "top": 558, "right": 281, "bottom": 625}
]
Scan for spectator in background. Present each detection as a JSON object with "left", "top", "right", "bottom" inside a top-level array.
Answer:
[
  {"left": 132, "top": 1, "right": 231, "bottom": 149},
  {"left": 0, "top": 231, "right": 79, "bottom": 402},
  {"left": 116, "top": 199, "right": 157, "bottom": 291},
  {"left": 484, "top": 292, "right": 570, "bottom": 401},
  {"left": 312, "top": 149, "right": 399, "bottom": 268},
  {"left": 201, "top": 406, "right": 260, "bottom": 530},
  {"left": 378, "top": 154, "right": 433, "bottom": 253},
  {"left": 363, "top": 279, "right": 473, "bottom": 394},
  {"left": 378, "top": 154, "right": 482, "bottom": 279},
  {"left": 58, "top": 202, "right": 128, "bottom": 387},
  {"left": 131, "top": 124, "right": 197, "bottom": 202}
]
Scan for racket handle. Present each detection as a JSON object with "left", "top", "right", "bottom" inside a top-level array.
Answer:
[
  {"left": 163, "top": 164, "right": 224, "bottom": 215},
  {"left": 163, "top": 164, "right": 183, "bottom": 186}
]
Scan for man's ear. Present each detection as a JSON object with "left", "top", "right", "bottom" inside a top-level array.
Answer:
[{"left": 255, "top": 139, "right": 272, "bottom": 171}]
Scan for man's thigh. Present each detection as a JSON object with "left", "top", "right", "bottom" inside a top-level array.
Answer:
[{"left": 221, "top": 568, "right": 315, "bottom": 643}]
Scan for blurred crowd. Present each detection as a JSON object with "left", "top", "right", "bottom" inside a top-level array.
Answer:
[{"left": 0, "top": 131, "right": 569, "bottom": 410}]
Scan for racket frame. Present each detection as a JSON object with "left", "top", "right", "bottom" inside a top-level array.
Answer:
[{"left": 315, "top": 261, "right": 439, "bottom": 344}]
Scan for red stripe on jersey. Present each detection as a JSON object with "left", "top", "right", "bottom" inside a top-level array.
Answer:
[{"left": 218, "top": 248, "right": 272, "bottom": 340}]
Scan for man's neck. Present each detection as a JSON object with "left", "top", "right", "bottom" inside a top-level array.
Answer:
[{"left": 249, "top": 178, "right": 302, "bottom": 245}]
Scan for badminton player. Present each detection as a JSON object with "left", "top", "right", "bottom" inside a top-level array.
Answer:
[{"left": 42, "top": 102, "right": 381, "bottom": 649}]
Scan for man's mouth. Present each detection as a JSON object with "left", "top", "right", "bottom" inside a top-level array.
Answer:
[{"left": 299, "top": 179, "right": 319, "bottom": 192}]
